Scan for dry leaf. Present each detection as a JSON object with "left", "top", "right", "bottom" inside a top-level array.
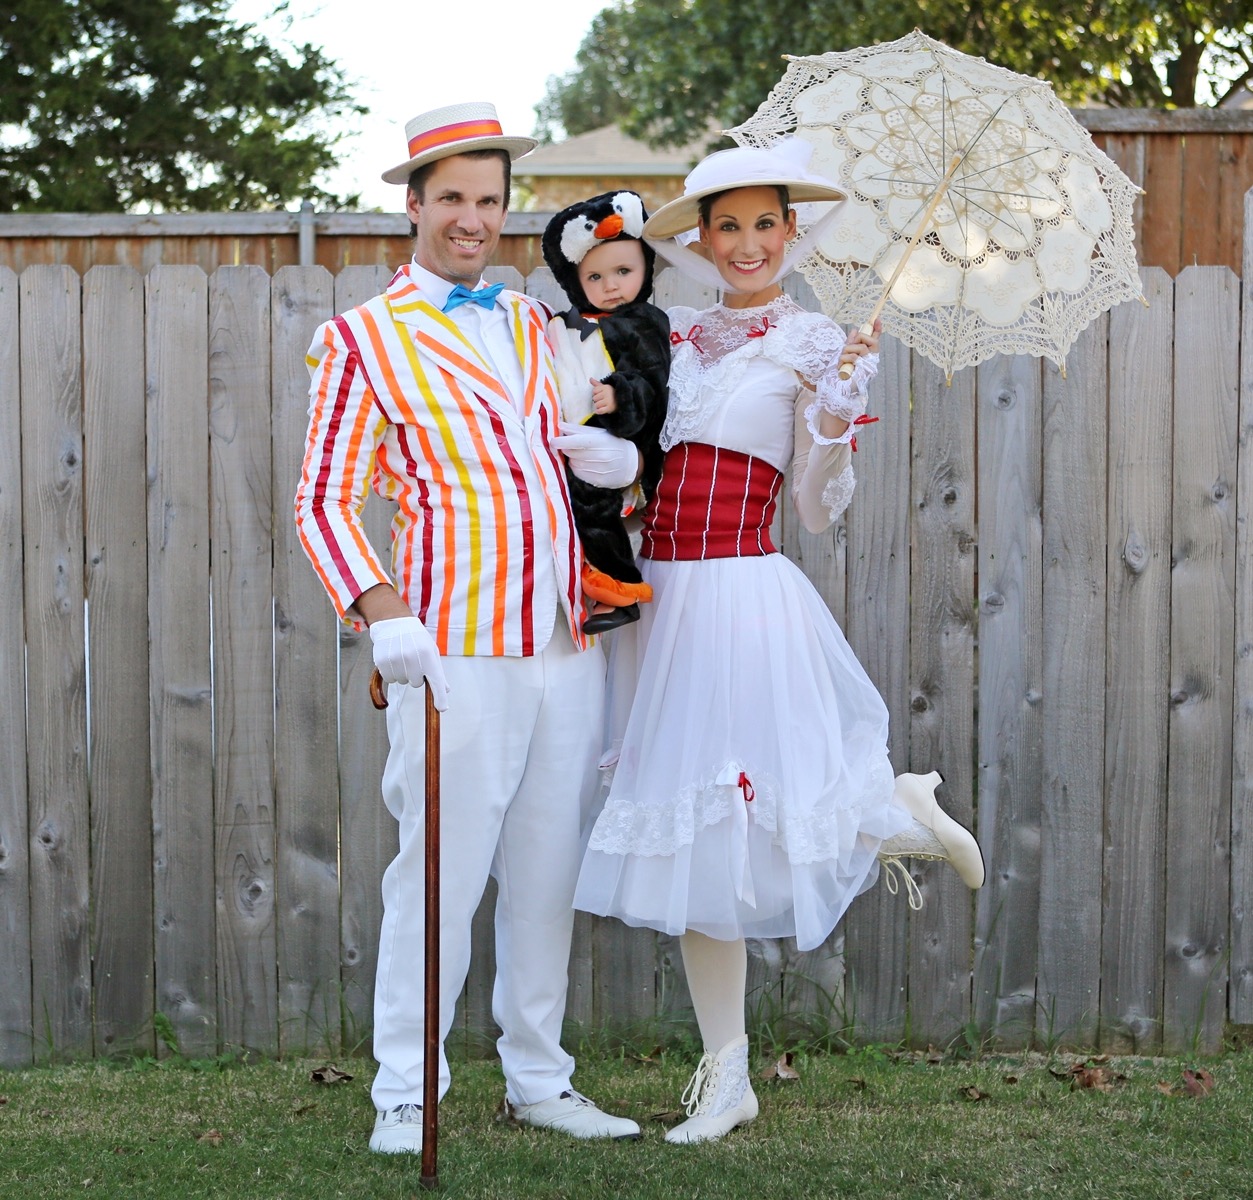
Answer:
[
  {"left": 310, "top": 1065, "right": 354, "bottom": 1085},
  {"left": 1181, "top": 1068, "right": 1215, "bottom": 1098},
  {"left": 0, "top": 1096, "right": 8, "bottom": 1106},
  {"left": 848, "top": 1076, "right": 867, "bottom": 1091},
  {"left": 925, "top": 1046, "right": 944, "bottom": 1065},
  {"left": 291, "top": 1101, "right": 317, "bottom": 1116},
  {"left": 1002, "top": 1075, "right": 1019, "bottom": 1085},
  {"left": 629, "top": 1046, "right": 664, "bottom": 1065},
  {"left": 959, "top": 1086, "right": 989, "bottom": 1102},
  {"left": 196, "top": 1129, "right": 224, "bottom": 1146},
  {"left": 760, "top": 1052, "right": 800, "bottom": 1081},
  {"left": 1070, "top": 1066, "right": 1114, "bottom": 1093},
  {"left": 1154, "top": 1080, "right": 1174, "bottom": 1095}
]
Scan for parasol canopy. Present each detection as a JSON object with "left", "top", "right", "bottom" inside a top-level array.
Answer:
[{"left": 732, "top": 31, "right": 1144, "bottom": 378}]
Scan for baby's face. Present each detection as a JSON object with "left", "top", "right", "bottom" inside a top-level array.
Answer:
[{"left": 577, "top": 239, "right": 645, "bottom": 312}]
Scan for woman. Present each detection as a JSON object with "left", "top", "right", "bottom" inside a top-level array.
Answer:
[{"left": 573, "top": 139, "right": 984, "bottom": 1144}]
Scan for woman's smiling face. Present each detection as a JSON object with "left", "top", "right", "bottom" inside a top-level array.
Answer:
[{"left": 699, "top": 185, "right": 797, "bottom": 291}]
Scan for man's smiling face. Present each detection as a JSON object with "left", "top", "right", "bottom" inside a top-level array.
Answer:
[{"left": 407, "top": 153, "right": 508, "bottom": 284}]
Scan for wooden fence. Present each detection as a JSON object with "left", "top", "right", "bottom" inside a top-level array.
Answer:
[
  {"left": 2, "top": 218, "right": 1252, "bottom": 1067},
  {"left": 1, "top": 111, "right": 1251, "bottom": 278}
]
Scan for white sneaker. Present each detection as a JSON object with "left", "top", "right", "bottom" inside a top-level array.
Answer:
[
  {"left": 665, "top": 1035, "right": 758, "bottom": 1144},
  {"left": 878, "top": 771, "right": 986, "bottom": 905},
  {"left": 506, "top": 1090, "right": 641, "bottom": 1140},
  {"left": 369, "top": 1103, "right": 423, "bottom": 1154}
]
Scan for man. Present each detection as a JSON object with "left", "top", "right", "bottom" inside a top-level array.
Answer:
[{"left": 294, "top": 101, "right": 642, "bottom": 1154}]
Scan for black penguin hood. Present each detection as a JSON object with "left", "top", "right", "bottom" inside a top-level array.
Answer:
[{"left": 541, "top": 190, "right": 656, "bottom": 313}]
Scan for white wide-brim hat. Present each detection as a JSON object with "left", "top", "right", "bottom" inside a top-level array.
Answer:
[
  {"left": 642, "top": 138, "right": 846, "bottom": 239},
  {"left": 382, "top": 101, "right": 537, "bottom": 184}
]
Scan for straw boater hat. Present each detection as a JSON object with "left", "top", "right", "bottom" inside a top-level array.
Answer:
[
  {"left": 642, "top": 138, "right": 847, "bottom": 293},
  {"left": 381, "top": 101, "right": 537, "bottom": 184},
  {"left": 641, "top": 139, "right": 846, "bottom": 239}
]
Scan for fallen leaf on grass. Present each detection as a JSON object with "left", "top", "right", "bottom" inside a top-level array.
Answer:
[
  {"left": 925, "top": 1046, "right": 944, "bottom": 1065},
  {"left": 196, "top": 1130, "right": 224, "bottom": 1146},
  {"left": 1002, "top": 1075, "right": 1019, "bottom": 1085},
  {"left": 1069, "top": 1065, "right": 1120, "bottom": 1093},
  {"left": 958, "top": 1086, "right": 990, "bottom": 1102},
  {"left": 760, "top": 1052, "right": 800, "bottom": 1081},
  {"left": 310, "top": 1065, "right": 354, "bottom": 1085},
  {"left": 1181, "top": 1068, "right": 1215, "bottom": 1098},
  {"left": 0, "top": 1096, "right": 8, "bottom": 1106},
  {"left": 848, "top": 1077, "right": 867, "bottom": 1092},
  {"left": 291, "top": 1101, "right": 318, "bottom": 1116}
]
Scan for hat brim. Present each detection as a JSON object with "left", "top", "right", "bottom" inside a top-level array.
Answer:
[
  {"left": 382, "top": 135, "right": 538, "bottom": 185},
  {"left": 642, "top": 177, "right": 846, "bottom": 240}
]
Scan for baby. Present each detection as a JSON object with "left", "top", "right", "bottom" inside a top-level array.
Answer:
[{"left": 542, "top": 191, "right": 671, "bottom": 633}]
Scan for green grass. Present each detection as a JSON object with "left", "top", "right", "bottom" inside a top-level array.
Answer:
[{"left": 2, "top": 1047, "right": 1251, "bottom": 1199}]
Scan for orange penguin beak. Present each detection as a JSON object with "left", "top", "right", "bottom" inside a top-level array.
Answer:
[{"left": 594, "top": 214, "right": 624, "bottom": 239}]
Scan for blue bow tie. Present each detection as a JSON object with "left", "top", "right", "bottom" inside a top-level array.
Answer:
[{"left": 442, "top": 282, "right": 504, "bottom": 313}]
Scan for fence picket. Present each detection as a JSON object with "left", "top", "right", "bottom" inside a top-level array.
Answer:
[
  {"left": 0, "top": 267, "right": 32, "bottom": 1067},
  {"left": 21, "top": 266, "right": 91, "bottom": 1061},
  {"left": 146, "top": 265, "right": 216, "bottom": 1058},
  {"left": 1164, "top": 266, "right": 1239, "bottom": 1053},
  {"left": 1101, "top": 268, "right": 1174, "bottom": 1052},
  {"left": 209, "top": 265, "right": 279, "bottom": 1055},
  {"left": 973, "top": 354, "right": 1045, "bottom": 1046},
  {"left": 271, "top": 266, "right": 341, "bottom": 1054},
  {"left": 84, "top": 266, "right": 154, "bottom": 1057},
  {"left": 907, "top": 358, "right": 978, "bottom": 1047}
]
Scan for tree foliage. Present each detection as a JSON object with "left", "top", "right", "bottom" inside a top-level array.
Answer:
[
  {"left": 0, "top": 0, "right": 367, "bottom": 211},
  {"left": 536, "top": 0, "right": 1253, "bottom": 147}
]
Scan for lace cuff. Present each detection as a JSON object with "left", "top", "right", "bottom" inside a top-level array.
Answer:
[{"left": 805, "top": 351, "right": 878, "bottom": 445}]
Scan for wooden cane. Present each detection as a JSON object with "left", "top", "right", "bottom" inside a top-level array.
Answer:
[{"left": 420, "top": 682, "right": 441, "bottom": 1189}]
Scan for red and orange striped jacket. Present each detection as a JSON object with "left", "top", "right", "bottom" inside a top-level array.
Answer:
[{"left": 295, "top": 263, "right": 589, "bottom": 656}]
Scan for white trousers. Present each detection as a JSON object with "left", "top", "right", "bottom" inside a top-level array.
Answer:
[{"left": 371, "top": 623, "right": 604, "bottom": 1110}]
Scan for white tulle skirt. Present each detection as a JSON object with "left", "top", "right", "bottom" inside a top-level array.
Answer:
[{"left": 573, "top": 551, "right": 911, "bottom": 951}]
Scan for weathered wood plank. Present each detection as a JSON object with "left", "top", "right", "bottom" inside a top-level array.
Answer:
[
  {"left": 1181, "top": 134, "right": 1224, "bottom": 269},
  {"left": 83, "top": 267, "right": 154, "bottom": 1058},
  {"left": 1141, "top": 136, "right": 1185, "bottom": 277},
  {"left": 1235, "top": 193, "right": 1253, "bottom": 1027},
  {"left": 209, "top": 266, "right": 278, "bottom": 1055},
  {"left": 1101, "top": 269, "right": 1174, "bottom": 1053},
  {"left": 907, "top": 357, "right": 977, "bottom": 1048},
  {"left": 146, "top": 265, "right": 216, "bottom": 1057},
  {"left": 21, "top": 266, "right": 91, "bottom": 1061},
  {"left": 0, "top": 266, "right": 33, "bottom": 1067},
  {"left": 972, "top": 354, "right": 1045, "bottom": 1046},
  {"left": 843, "top": 333, "right": 913, "bottom": 1043},
  {"left": 1164, "top": 266, "right": 1239, "bottom": 1053},
  {"left": 271, "top": 266, "right": 341, "bottom": 1054},
  {"left": 1038, "top": 318, "right": 1109, "bottom": 1048},
  {"left": 332, "top": 264, "right": 398, "bottom": 1050}
]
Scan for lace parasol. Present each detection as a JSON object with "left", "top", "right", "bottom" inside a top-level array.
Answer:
[{"left": 732, "top": 31, "right": 1145, "bottom": 379}]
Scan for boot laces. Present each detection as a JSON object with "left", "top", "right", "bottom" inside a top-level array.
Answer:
[
  {"left": 879, "top": 855, "right": 925, "bottom": 910},
  {"left": 680, "top": 1052, "right": 718, "bottom": 1116}
]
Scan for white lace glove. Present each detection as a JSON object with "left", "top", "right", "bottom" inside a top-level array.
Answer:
[
  {"left": 368, "top": 617, "right": 450, "bottom": 711},
  {"left": 550, "top": 422, "right": 641, "bottom": 489},
  {"left": 807, "top": 352, "right": 879, "bottom": 446}
]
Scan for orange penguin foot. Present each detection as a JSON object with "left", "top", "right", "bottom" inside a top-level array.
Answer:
[{"left": 581, "top": 564, "right": 653, "bottom": 607}]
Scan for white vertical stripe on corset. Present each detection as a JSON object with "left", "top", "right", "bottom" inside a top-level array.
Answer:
[
  {"left": 702, "top": 446, "right": 719, "bottom": 560},
  {"left": 736, "top": 463, "right": 751, "bottom": 557}
]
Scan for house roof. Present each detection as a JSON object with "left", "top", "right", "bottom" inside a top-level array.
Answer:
[{"left": 515, "top": 124, "right": 715, "bottom": 177}]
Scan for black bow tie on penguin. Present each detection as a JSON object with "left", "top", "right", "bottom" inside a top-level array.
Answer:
[{"left": 541, "top": 190, "right": 656, "bottom": 316}]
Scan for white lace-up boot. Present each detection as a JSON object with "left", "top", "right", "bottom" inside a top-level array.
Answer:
[
  {"left": 369, "top": 1103, "right": 423, "bottom": 1153},
  {"left": 664, "top": 1034, "right": 758, "bottom": 1144},
  {"left": 877, "top": 771, "right": 985, "bottom": 906}
]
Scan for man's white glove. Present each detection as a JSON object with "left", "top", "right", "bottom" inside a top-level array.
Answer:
[
  {"left": 368, "top": 617, "right": 450, "bottom": 711},
  {"left": 550, "top": 422, "right": 640, "bottom": 489}
]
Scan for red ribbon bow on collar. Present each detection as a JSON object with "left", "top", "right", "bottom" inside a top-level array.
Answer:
[
  {"left": 850, "top": 413, "right": 880, "bottom": 452},
  {"left": 670, "top": 324, "right": 704, "bottom": 353},
  {"left": 746, "top": 317, "right": 772, "bottom": 339}
]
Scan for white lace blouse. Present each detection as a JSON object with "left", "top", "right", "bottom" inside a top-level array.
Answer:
[{"left": 663, "top": 294, "right": 877, "bottom": 532}]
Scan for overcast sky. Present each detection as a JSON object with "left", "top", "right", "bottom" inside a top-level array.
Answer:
[{"left": 232, "top": 0, "right": 612, "bottom": 209}]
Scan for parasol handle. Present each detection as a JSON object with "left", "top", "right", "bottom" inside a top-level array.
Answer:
[{"left": 839, "top": 152, "right": 964, "bottom": 381}]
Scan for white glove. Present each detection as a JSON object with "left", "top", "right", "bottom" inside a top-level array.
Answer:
[
  {"left": 368, "top": 617, "right": 450, "bottom": 711},
  {"left": 550, "top": 422, "right": 641, "bottom": 489}
]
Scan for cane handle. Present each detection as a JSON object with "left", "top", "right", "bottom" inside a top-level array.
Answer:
[{"left": 838, "top": 322, "right": 878, "bottom": 381}]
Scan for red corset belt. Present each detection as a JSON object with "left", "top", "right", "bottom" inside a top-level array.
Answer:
[{"left": 641, "top": 442, "right": 782, "bottom": 561}]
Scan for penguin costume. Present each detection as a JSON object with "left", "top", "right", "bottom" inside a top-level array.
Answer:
[{"left": 542, "top": 190, "right": 671, "bottom": 634}]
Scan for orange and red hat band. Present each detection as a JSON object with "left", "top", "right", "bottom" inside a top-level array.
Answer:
[{"left": 407, "top": 118, "right": 504, "bottom": 158}]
